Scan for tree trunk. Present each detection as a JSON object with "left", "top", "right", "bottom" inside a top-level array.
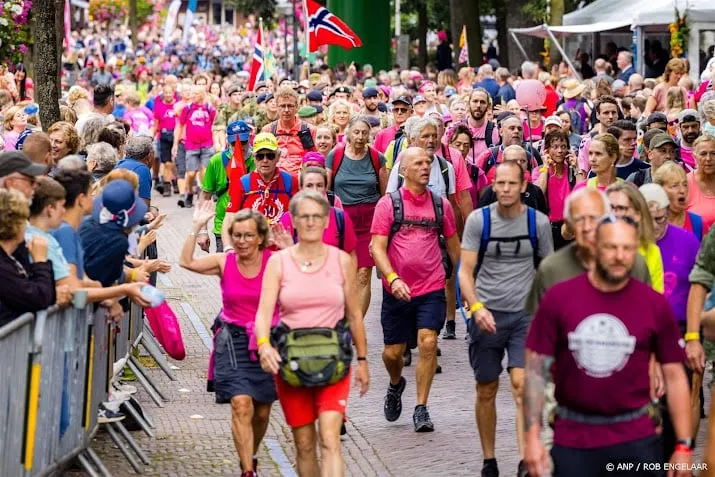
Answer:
[
  {"left": 494, "top": 0, "right": 509, "bottom": 69},
  {"left": 34, "top": 0, "right": 61, "bottom": 130},
  {"left": 448, "top": 0, "right": 481, "bottom": 67},
  {"left": 506, "top": 0, "right": 542, "bottom": 72},
  {"left": 549, "top": 0, "right": 565, "bottom": 67},
  {"left": 129, "top": 0, "right": 138, "bottom": 48},
  {"left": 416, "top": 0, "right": 428, "bottom": 70}
]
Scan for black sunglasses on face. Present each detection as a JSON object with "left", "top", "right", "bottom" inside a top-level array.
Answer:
[{"left": 255, "top": 152, "right": 277, "bottom": 161}]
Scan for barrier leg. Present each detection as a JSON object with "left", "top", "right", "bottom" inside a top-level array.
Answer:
[
  {"left": 127, "top": 358, "right": 166, "bottom": 407},
  {"left": 121, "top": 400, "right": 155, "bottom": 436},
  {"left": 77, "top": 451, "right": 102, "bottom": 477},
  {"left": 84, "top": 448, "right": 113, "bottom": 477},
  {"left": 111, "top": 421, "right": 151, "bottom": 465},
  {"left": 140, "top": 328, "right": 177, "bottom": 381},
  {"left": 105, "top": 424, "right": 144, "bottom": 474}
]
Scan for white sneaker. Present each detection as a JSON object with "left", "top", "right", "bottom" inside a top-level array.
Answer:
[
  {"left": 98, "top": 407, "right": 125, "bottom": 424},
  {"left": 112, "top": 357, "right": 128, "bottom": 378},
  {"left": 114, "top": 383, "right": 137, "bottom": 395}
]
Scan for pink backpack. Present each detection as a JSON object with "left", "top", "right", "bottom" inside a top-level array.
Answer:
[{"left": 145, "top": 302, "right": 186, "bottom": 360}]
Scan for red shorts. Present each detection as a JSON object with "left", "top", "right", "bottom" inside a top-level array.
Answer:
[{"left": 275, "top": 371, "right": 351, "bottom": 428}]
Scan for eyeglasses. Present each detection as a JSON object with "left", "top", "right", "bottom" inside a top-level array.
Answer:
[
  {"left": 653, "top": 214, "right": 668, "bottom": 225},
  {"left": 232, "top": 232, "right": 257, "bottom": 241},
  {"left": 610, "top": 204, "right": 633, "bottom": 214},
  {"left": 278, "top": 104, "right": 296, "bottom": 110},
  {"left": 296, "top": 214, "right": 327, "bottom": 223},
  {"left": 393, "top": 107, "right": 410, "bottom": 113},
  {"left": 255, "top": 152, "right": 277, "bottom": 161},
  {"left": 598, "top": 214, "right": 638, "bottom": 228}
]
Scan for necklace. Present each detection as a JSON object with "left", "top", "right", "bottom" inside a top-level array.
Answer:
[
  {"left": 296, "top": 246, "right": 326, "bottom": 272},
  {"left": 300, "top": 260, "right": 313, "bottom": 272}
]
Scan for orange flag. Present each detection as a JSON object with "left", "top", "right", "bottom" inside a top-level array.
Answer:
[{"left": 227, "top": 139, "right": 247, "bottom": 192}]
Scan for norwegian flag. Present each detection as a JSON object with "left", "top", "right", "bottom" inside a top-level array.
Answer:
[
  {"left": 248, "top": 23, "right": 265, "bottom": 91},
  {"left": 305, "top": 0, "right": 363, "bottom": 52}
]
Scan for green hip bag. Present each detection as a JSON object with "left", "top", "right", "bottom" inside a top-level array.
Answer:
[{"left": 271, "top": 319, "right": 353, "bottom": 388}]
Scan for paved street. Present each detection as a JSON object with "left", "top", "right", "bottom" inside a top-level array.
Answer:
[{"left": 87, "top": 191, "right": 712, "bottom": 477}]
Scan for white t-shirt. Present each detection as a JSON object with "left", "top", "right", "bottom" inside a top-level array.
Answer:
[{"left": 386, "top": 155, "right": 456, "bottom": 198}]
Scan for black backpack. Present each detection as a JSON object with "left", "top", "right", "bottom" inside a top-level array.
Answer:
[
  {"left": 397, "top": 155, "right": 450, "bottom": 193},
  {"left": 387, "top": 190, "right": 453, "bottom": 277}
]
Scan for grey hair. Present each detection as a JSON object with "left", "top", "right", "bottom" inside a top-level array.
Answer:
[
  {"left": 56, "top": 154, "right": 87, "bottom": 172},
  {"left": 328, "top": 99, "right": 353, "bottom": 124},
  {"left": 80, "top": 115, "right": 111, "bottom": 150},
  {"left": 86, "top": 142, "right": 118, "bottom": 174},
  {"left": 563, "top": 187, "right": 610, "bottom": 225},
  {"left": 289, "top": 189, "right": 330, "bottom": 218},
  {"left": 125, "top": 135, "right": 154, "bottom": 162},
  {"left": 407, "top": 117, "right": 438, "bottom": 140},
  {"left": 702, "top": 100, "right": 715, "bottom": 119},
  {"left": 346, "top": 115, "right": 372, "bottom": 135},
  {"left": 478, "top": 64, "right": 494, "bottom": 77},
  {"left": 521, "top": 61, "right": 537, "bottom": 80}
]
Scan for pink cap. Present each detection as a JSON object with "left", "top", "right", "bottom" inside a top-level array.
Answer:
[{"left": 301, "top": 151, "right": 326, "bottom": 167}]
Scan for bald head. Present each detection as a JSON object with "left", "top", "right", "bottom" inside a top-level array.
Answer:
[
  {"left": 503, "top": 145, "right": 527, "bottom": 165},
  {"left": 399, "top": 146, "right": 429, "bottom": 173}
]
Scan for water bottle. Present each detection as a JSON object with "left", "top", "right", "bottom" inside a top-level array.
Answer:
[{"left": 141, "top": 285, "right": 165, "bottom": 308}]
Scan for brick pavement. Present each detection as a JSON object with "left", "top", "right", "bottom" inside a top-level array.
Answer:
[{"left": 86, "top": 192, "right": 712, "bottom": 477}]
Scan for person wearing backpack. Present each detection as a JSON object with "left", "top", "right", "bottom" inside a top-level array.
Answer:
[
  {"left": 371, "top": 147, "right": 460, "bottom": 433},
  {"left": 198, "top": 120, "right": 252, "bottom": 253},
  {"left": 326, "top": 116, "right": 387, "bottom": 316},
  {"left": 458, "top": 160, "right": 553, "bottom": 477},
  {"left": 222, "top": 133, "right": 299, "bottom": 249}
]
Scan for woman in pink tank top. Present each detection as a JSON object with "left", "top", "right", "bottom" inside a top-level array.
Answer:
[
  {"left": 255, "top": 190, "right": 369, "bottom": 477},
  {"left": 181, "top": 205, "right": 278, "bottom": 477}
]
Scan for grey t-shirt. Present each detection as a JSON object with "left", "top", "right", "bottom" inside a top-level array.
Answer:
[
  {"left": 326, "top": 148, "right": 386, "bottom": 205},
  {"left": 524, "top": 242, "right": 653, "bottom": 315},
  {"left": 462, "top": 203, "right": 554, "bottom": 312}
]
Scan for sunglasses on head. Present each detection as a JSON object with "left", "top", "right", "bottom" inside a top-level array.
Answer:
[
  {"left": 255, "top": 152, "right": 277, "bottom": 161},
  {"left": 598, "top": 214, "right": 638, "bottom": 228}
]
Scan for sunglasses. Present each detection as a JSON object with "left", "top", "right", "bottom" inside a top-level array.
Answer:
[
  {"left": 393, "top": 107, "right": 410, "bottom": 113},
  {"left": 255, "top": 152, "right": 277, "bottom": 161}
]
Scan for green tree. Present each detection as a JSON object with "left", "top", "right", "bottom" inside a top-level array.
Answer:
[
  {"left": 33, "top": 0, "right": 62, "bottom": 129},
  {"left": 226, "top": 0, "right": 277, "bottom": 25}
]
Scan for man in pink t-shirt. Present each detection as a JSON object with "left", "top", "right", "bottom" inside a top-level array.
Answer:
[
  {"left": 371, "top": 147, "right": 460, "bottom": 433},
  {"left": 443, "top": 89, "right": 500, "bottom": 159}
]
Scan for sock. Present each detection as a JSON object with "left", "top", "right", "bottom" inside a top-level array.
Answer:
[
  {"left": 414, "top": 404, "right": 425, "bottom": 410},
  {"left": 484, "top": 458, "right": 497, "bottom": 466},
  {"left": 389, "top": 380, "right": 401, "bottom": 390}
]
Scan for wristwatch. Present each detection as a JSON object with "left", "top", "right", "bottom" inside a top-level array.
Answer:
[{"left": 676, "top": 438, "right": 694, "bottom": 449}]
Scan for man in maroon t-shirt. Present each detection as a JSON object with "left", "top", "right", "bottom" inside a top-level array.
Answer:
[{"left": 523, "top": 217, "right": 693, "bottom": 477}]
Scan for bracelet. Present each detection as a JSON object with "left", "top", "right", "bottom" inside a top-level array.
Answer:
[
  {"left": 357, "top": 356, "right": 367, "bottom": 361},
  {"left": 674, "top": 444, "right": 692, "bottom": 454},
  {"left": 198, "top": 229, "right": 208, "bottom": 235},
  {"left": 684, "top": 332, "right": 700, "bottom": 342},
  {"left": 470, "top": 302, "right": 484, "bottom": 314},
  {"left": 130, "top": 269, "right": 137, "bottom": 282},
  {"left": 539, "top": 166, "right": 548, "bottom": 173},
  {"left": 257, "top": 337, "right": 270, "bottom": 348},
  {"left": 386, "top": 272, "right": 398, "bottom": 284}
]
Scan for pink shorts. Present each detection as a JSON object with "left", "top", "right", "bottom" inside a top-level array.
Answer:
[
  {"left": 275, "top": 371, "right": 351, "bottom": 428},
  {"left": 343, "top": 202, "right": 376, "bottom": 268}
]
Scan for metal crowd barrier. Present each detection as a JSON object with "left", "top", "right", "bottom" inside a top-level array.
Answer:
[{"left": 0, "top": 296, "right": 177, "bottom": 476}]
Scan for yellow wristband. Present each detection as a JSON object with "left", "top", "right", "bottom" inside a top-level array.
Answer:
[
  {"left": 684, "top": 332, "right": 700, "bottom": 342},
  {"left": 257, "top": 337, "right": 270, "bottom": 348},
  {"left": 470, "top": 302, "right": 484, "bottom": 314},
  {"left": 386, "top": 272, "right": 399, "bottom": 284},
  {"left": 539, "top": 167, "right": 548, "bottom": 173},
  {"left": 130, "top": 269, "right": 137, "bottom": 282}
]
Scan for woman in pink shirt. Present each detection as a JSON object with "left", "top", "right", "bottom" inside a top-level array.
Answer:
[
  {"left": 255, "top": 190, "right": 369, "bottom": 477},
  {"left": 180, "top": 206, "right": 279, "bottom": 477},
  {"left": 686, "top": 135, "right": 715, "bottom": 235}
]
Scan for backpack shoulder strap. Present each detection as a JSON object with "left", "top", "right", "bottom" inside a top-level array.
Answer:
[
  {"left": 239, "top": 174, "right": 252, "bottom": 208},
  {"left": 330, "top": 144, "right": 346, "bottom": 191},
  {"left": 271, "top": 121, "right": 278, "bottom": 136},
  {"left": 279, "top": 170, "right": 294, "bottom": 196},
  {"left": 527, "top": 207, "right": 540, "bottom": 269},
  {"left": 690, "top": 212, "right": 703, "bottom": 241},
  {"left": 430, "top": 190, "right": 444, "bottom": 227},
  {"left": 388, "top": 190, "right": 404, "bottom": 245},
  {"left": 475, "top": 206, "right": 491, "bottom": 277},
  {"left": 436, "top": 155, "right": 450, "bottom": 194},
  {"left": 484, "top": 121, "right": 494, "bottom": 147},
  {"left": 334, "top": 208, "right": 345, "bottom": 250},
  {"left": 326, "top": 190, "right": 336, "bottom": 207},
  {"left": 369, "top": 146, "right": 381, "bottom": 176}
]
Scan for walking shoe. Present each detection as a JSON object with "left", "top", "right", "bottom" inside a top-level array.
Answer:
[
  {"left": 177, "top": 195, "right": 186, "bottom": 208},
  {"left": 481, "top": 459, "right": 499, "bottom": 477},
  {"left": 172, "top": 181, "right": 180, "bottom": 195},
  {"left": 154, "top": 181, "right": 165, "bottom": 195},
  {"left": 240, "top": 472, "right": 256, "bottom": 477},
  {"left": 185, "top": 194, "right": 194, "bottom": 208},
  {"left": 443, "top": 320, "right": 456, "bottom": 339},
  {"left": 384, "top": 376, "right": 406, "bottom": 422},
  {"left": 162, "top": 182, "right": 172, "bottom": 197},
  {"left": 517, "top": 460, "right": 528, "bottom": 477},
  {"left": 435, "top": 364, "right": 442, "bottom": 374},
  {"left": 412, "top": 405, "right": 434, "bottom": 432},
  {"left": 403, "top": 348, "right": 412, "bottom": 367},
  {"left": 113, "top": 383, "right": 137, "bottom": 395},
  {"left": 98, "top": 405, "right": 125, "bottom": 424}
]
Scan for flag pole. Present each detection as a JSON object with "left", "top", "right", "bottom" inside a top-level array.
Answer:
[
  {"left": 303, "top": 0, "right": 310, "bottom": 66},
  {"left": 465, "top": 26, "right": 470, "bottom": 68}
]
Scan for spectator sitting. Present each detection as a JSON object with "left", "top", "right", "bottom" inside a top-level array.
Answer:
[{"left": 0, "top": 188, "right": 56, "bottom": 327}]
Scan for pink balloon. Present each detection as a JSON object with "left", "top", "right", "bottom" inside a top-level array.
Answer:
[{"left": 515, "top": 79, "right": 546, "bottom": 111}]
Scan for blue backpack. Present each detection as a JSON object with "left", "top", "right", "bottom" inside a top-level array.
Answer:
[
  {"left": 689, "top": 212, "right": 703, "bottom": 242},
  {"left": 238, "top": 170, "right": 294, "bottom": 209},
  {"left": 474, "top": 206, "right": 540, "bottom": 277}
]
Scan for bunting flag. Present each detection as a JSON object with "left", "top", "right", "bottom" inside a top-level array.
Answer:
[
  {"left": 264, "top": 49, "right": 277, "bottom": 80},
  {"left": 305, "top": 0, "right": 363, "bottom": 52},
  {"left": 248, "top": 22, "right": 265, "bottom": 91},
  {"left": 163, "top": 0, "right": 182, "bottom": 46},
  {"left": 458, "top": 25, "right": 469, "bottom": 64},
  {"left": 227, "top": 139, "right": 248, "bottom": 190}
]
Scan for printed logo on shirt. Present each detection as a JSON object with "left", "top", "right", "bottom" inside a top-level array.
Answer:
[
  {"left": 189, "top": 108, "right": 211, "bottom": 127},
  {"left": 567, "top": 313, "right": 636, "bottom": 378}
]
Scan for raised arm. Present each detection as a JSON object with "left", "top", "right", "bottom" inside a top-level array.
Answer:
[{"left": 179, "top": 202, "right": 223, "bottom": 276}]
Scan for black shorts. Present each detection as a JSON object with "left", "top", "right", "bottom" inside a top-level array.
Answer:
[
  {"left": 552, "top": 435, "right": 663, "bottom": 477},
  {"left": 381, "top": 289, "right": 446, "bottom": 345},
  {"left": 468, "top": 310, "right": 529, "bottom": 383},
  {"left": 159, "top": 130, "right": 174, "bottom": 164}
]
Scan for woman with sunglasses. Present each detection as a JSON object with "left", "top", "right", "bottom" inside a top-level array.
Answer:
[
  {"left": 606, "top": 182, "right": 664, "bottom": 293},
  {"left": 181, "top": 205, "right": 278, "bottom": 477}
]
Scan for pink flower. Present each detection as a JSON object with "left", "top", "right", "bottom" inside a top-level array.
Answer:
[{"left": 18, "top": 44, "right": 27, "bottom": 54}]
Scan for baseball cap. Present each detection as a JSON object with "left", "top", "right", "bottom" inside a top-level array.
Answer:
[
  {"left": 92, "top": 179, "right": 148, "bottom": 228},
  {"left": 257, "top": 92, "right": 274, "bottom": 104},
  {"left": 413, "top": 95, "right": 427, "bottom": 105},
  {"left": 307, "top": 90, "right": 323, "bottom": 102},
  {"left": 392, "top": 95, "right": 412, "bottom": 107},
  {"left": 227, "top": 120, "right": 251, "bottom": 143},
  {"left": 298, "top": 106, "right": 318, "bottom": 118},
  {"left": 678, "top": 109, "right": 700, "bottom": 124},
  {"left": 649, "top": 133, "right": 677, "bottom": 150},
  {"left": 226, "top": 83, "right": 240, "bottom": 96},
  {"left": 639, "top": 183, "right": 670, "bottom": 209},
  {"left": 362, "top": 87, "right": 379, "bottom": 98},
  {"left": 252, "top": 132, "right": 279, "bottom": 152},
  {"left": 646, "top": 112, "right": 668, "bottom": 126},
  {"left": 302, "top": 151, "right": 326, "bottom": 167},
  {"left": 544, "top": 116, "right": 564, "bottom": 128},
  {"left": 330, "top": 85, "right": 351, "bottom": 97},
  {"left": 365, "top": 116, "right": 381, "bottom": 128},
  {"left": 444, "top": 86, "right": 457, "bottom": 97},
  {"left": 495, "top": 111, "right": 516, "bottom": 125},
  {"left": 0, "top": 150, "right": 47, "bottom": 178}
]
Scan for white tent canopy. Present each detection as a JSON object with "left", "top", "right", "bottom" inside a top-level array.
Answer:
[
  {"left": 563, "top": 0, "right": 715, "bottom": 27},
  {"left": 509, "top": 22, "right": 630, "bottom": 39}
]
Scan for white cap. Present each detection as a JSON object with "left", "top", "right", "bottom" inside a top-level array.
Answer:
[
  {"left": 544, "top": 116, "right": 563, "bottom": 128},
  {"left": 639, "top": 183, "right": 670, "bottom": 209}
]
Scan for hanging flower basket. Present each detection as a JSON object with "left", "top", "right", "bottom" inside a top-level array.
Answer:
[
  {"left": 0, "top": 0, "right": 32, "bottom": 63},
  {"left": 669, "top": 7, "right": 689, "bottom": 58}
]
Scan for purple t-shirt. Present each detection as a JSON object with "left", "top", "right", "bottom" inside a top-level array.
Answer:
[
  {"left": 527, "top": 274, "right": 686, "bottom": 449},
  {"left": 657, "top": 224, "right": 700, "bottom": 323}
]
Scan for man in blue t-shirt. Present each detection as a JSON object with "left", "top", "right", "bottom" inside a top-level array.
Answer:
[{"left": 115, "top": 136, "right": 154, "bottom": 205}]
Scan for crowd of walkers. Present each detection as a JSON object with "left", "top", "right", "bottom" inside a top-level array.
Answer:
[{"left": 1, "top": 44, "right": 715, "bottom": 477}]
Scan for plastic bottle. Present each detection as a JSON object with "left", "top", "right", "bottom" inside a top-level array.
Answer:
[{"left": 141, "top": 285, "right": 165, "bottom": 308}]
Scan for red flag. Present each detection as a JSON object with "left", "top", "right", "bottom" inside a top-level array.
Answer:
[
  {"left": 305, "top": 0, "right": 363, "bottom": 53},
  {"left": 248, "top": 23, "right": 265, "bottom": 91},
  {"left": 227, "top": 139, "right": 247, "bottom": 192}
]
